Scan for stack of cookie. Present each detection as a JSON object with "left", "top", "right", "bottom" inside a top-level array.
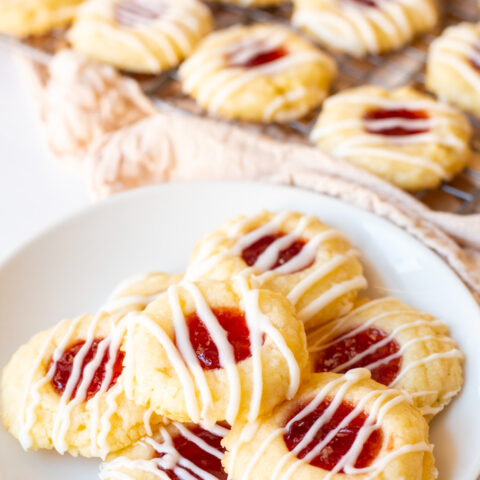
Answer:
[{"left": 1, "top": 210, "right": 464, "bottom": 479}]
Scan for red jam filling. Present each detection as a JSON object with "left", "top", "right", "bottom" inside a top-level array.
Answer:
[
  {"left": 115, "top": 0, "right": 166, "bottom": 27},
  {"left": 229, "top": 45, "right": 288, "bottom": 68},
  {"left": 50, "top": 339, "right": 124, "bottom": 401},
  {"left": 241, "top": 233, "right": 311, "bottom": 272},
  {"left": 345, "top": 0, "right": 378, "bottom": 7},
  {"left": 185, "top": 307, "right": 255, "bottom": 370},
  {"left": 314, "top": 327, "right": 401, "bottom": 386},
  {"left": 284, "top": 399, "right": 383, "bottom": 472},
  {"left": 157, "top": 425, "right": 228, "bottom": 480},
  {"left": 364, "top": 108, "right": 430, "bottom": 136}
]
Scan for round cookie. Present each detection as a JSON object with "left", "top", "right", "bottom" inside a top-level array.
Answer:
[
  {"left": 101, "top": 422, "right": 229, "bottom": 479},
  {"left": 223, "top": 370, "right": 436, "bottom": 480},
  {"left": 308, "top": 297, "right": 464, "bottom": 419},
  {"left": 292, "top": 0, "right": 438, "bottom": 58},
  {"left": 426, "top": 22, "right": 480, "bottom": 118},
  {"left": 1, "top": 312, "right": 161, "bottom": 458},
  {"left": 179, "top": 24, "right": 336, "bottom": 123},
  {"left": 123, "top": 278, "right": 309, "bottom": 425},
  {"left": 186, "top": 211, "right": 366, "bottom": 329},
  {"left": 69, "top": 0, "right": 213, "bottom": 74},
  {"left": 311, "top": 85, "right": 472, "bottom": 191},
  {"left": 0, "top": 0, "right": 83, "bottom": 37},
  {"left": 102, "top": 271, "right": 183, "bottom": 314}
]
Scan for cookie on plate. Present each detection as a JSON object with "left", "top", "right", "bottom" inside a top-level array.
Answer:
[
  {"left": 1, "top": 312, "right": 161, "bottom": 458},
  {"left": 69, "top": 0, "right": 213, "bottom": 74},
  {"left": 186, "top": 211, "right": 366, "bottom": 329},
  {"left": 0, "top": 0, "right": 83, "bottom": 37},
  {"left": 309, "top": 297, "right": 464, "bottom": 419},
  {"left": 426, "top": 22, "right": 480, "bottom": 118},
  {"left": 100, "top": 422, "right": 229, "bottom": 479},
  {"left": 223, "top": 370, "right": 436, "bottom": 480},
  {"left": 292, "top": 0, "right": 438, "bottom": 57},
  {"left": 124, "top": 278, "right": 309, "bottom": 425},
  {"left": 179, "top": 24, "right": 336, "bottom": 122},
  {"left": 311, "top": 85, "right": 472, "bottom": 191}
]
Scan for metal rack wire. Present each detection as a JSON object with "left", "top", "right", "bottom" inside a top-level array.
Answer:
[{"left": 3, "top": 0, "right": 480, "bottom": 213}]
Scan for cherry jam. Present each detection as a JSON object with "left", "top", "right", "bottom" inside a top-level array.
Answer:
[
  {"left": 115, "top": 0, "right": 166, "bottom": 27},
  {"left": 241, "top": 233, "right": 311, "bottom": 272},
  {"left": 364, "top": 108, "right": 430, "bottom": 136},
  {"left": 345, "top": 0, "right": 378, "bottom": 7},
  {"left": 314, "top": 327, "right": 401, "bottom": 386},
  {"left": 229, "top": 45, "right": 288, "bottom": 68},
  {"left": 284, "top": 399, "right": 383, "bottom": 472},
  {"left": 157, "top": 425, "right": 227, "bottom": 480},
  {"left": 185, "top": 307, "right": 255, "bottom": 370},
  {"left": 50, "top": 339, "right": 124, "bottom": 401}
]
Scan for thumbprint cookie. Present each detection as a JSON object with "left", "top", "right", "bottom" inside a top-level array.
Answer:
[
  {"left": 311, "top": 85, "right": 472, "bottom": 191},
  {"left": 69, "top": 0, "right": 213, "bottom": 74},
  {"left": 309, "top": 297, "right": 464, "bottom": 419},
  {"left": 292, "top": 0, "right": 438, "bottom": 58},
  {"left": 179, "top": 24, "right": 336, "bottom": 123},
  {"left": 426, "top": 22, "right": 480, "bottom": 118},
  {"left": 186, "top": 211, "right": 366, "bottom": 329},
  {"left": 223, "top": 370, "right": 436, "bottom": 480},
  {"left": 1, "top": 312, "right": 161, "bottom": 458},
  {"left": 0, "top": 0, "right": 83, "bottom": 37},
  {"left": 123, "top": 278, "right": 309, "bottom": 425},
  {"left": 102, "top": 271, "right": 183, "bottom": 314},
  {"left": 101, "top": 422, "right": 229, "bottom": 479}
]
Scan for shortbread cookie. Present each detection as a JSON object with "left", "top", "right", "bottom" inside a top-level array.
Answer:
[
  {"left": 69, "top": 0, "right": 213, "bottom": 74},
  {"left": 223, "top": 370, "right": 436, "bottom": 480},
  {"left": 102, "top": 271, "right": 183, "bottom": 313},
  {"left": 311, "top": 85, "right": 472, "bottom": 191},
  {"left": 1, "top": 312, "right": 161, "bottom": 458},
  {"left": 186, "top": 211, "right": 366, "bottom": 329},
  {"left": 292, "top": 0, "right": 438, "bottom": 57},
  {"left": 101, "top": 422, "right": 229, "bottom": 479},
  {"left": 309, "top": 297, "right": 464, "bottom": 419},
  {"left": 124, "top": 278, "right": 309, "bottom": 425},
  {"left": 0, "top": 0, "right": 83, "bottom": 37},
  {"left": 179, "top": 24, "right": 336, "bottom": 122},
  {"left": 426, "top": 22, "right": 480, "bottom": 117}
]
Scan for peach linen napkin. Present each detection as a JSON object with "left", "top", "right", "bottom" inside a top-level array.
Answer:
[{"left": 23, "top": 50, "right": 480, "bottom": 298}]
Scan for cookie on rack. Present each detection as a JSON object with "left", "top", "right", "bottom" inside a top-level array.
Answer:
[
  {"left": 1, "top": 312, "right": 162, "bottom": 458},
  {"left": 179, "top": 24, "right": 336, "bottom": 123},
  {"left": 426, "top": 22, "right": 480, "bottom": 118},
  {"left": 292, "top": 0, "right": 438, "bottom": 57},
  {"left": 186, "top": 211, "right": 366, "bottom": 329},
  {"left": 0, "top": 0, "right": 83, "bottom": 37},
  {"left": 101, "top": 422, "right": 229, "bottom": 479},
  {"left": 308, "top": 297, "right": 464, "bottom": 419},
  {"left": 102, "top": 271, "right": 183, "bottom": 314},
  {"left": 68, "top": 0, "right": 213, "bottom": 74},
  {"left": 223, "top": 370, "right": 436, "bottom": 480},
  {"left": 124, "top": 278, "right": 309, "bottom": 425},
  {"left": 311, "top": 85, "right": 472, "bottom": 191}
]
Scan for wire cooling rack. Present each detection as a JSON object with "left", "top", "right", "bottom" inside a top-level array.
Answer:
[{"left": 4, "top": 0, "right": 480, "bottom": 213}]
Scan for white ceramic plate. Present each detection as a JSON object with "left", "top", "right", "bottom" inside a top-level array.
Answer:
[{"left": 1, "top": 182, "right": 479, "bottom": 480}]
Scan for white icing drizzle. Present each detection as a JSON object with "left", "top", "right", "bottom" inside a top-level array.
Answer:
[
  {"left": 127, "top": 277, "right": 300, "bottom": 425},
  {"left": 429, "top": 23, "right": 480, "bottom": 93},
  {"left": 71, "top": 0, "right": 211, "bottom": 71},
  {"left": 186, "top": 212, "right": 366, "bottom": 326},
  {"left": 100, "top": 422, "right": 228, "bottom": 480},
  {"left": 311, "top": 93, "right": 469, "bottom": 179},
  {"left": 309, "top": 298, "right": 463, "bottom": 409},
  {"left": 179, "top": 26, "right": 335, "bottom": 121},
  {"left": 18, "top": 313, "right": 131, "bottom": 457},
  {"left": 229, "top": 369, "right": 432, "bottom": 480},
  {"left": 293, "top": 0, "right": 437, "bottom": 56}
]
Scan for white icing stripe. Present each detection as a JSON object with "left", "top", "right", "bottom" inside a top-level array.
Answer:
[
  {"left": 100, "top": 423, "right": 227, "bottom": 480},
  {"left": 231, "top": 370, "right": 431, "bottom": 480}
]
